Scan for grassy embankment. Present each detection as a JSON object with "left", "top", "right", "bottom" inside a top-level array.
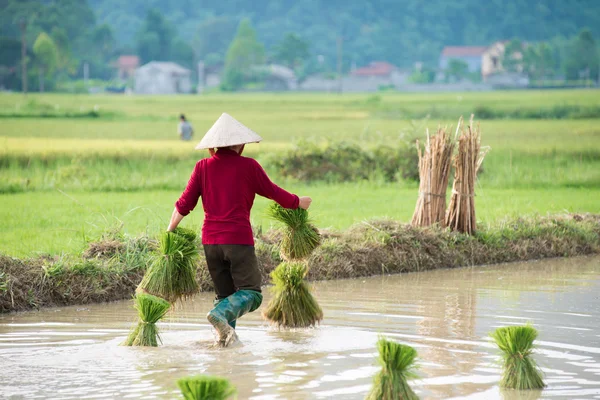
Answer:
[
  {"left": 0, "top": 91, "right": 599, "bottom": 259},
  {"left": 2, "top": 213, "right": 598, "bottom": 313}
]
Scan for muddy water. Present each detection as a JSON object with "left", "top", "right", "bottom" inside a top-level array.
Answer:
[{"left": 1, "top": 256, "right": 600, "bottom": 400}]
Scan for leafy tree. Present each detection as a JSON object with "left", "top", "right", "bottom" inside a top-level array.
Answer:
[
  {"left": 171, "top": 39, "right": 194, "bottom": 69},
  {"left": 446, "top": 59, "right": 469, "bottom": 82},
  {"left": 136, "top": 9, "right": 175, "bottom": 63},
  {"left": 92, "top": 24, "right": 115, "bottom": 58},
  {"left": 408, "top": 67, "right": 435, "bottom": 83},
  {"left": 50, "top": 27, "right": 77, "bottom": 79},
  {"left": 523, "top": 42, "right": 554, "bottom": 80},
  {"left": 273, "top": 33, "right": 309, "bottom": 69},
  {"left": 502, "top": 39, "right": 524, "bottom": 73},
  {"left": 32, "top": 32, "right": 58, "bottom": 91},
  {"left": 222, "top": 19, "right": 265, "bottom": 90},
  {"left": 194, "top": 16, "right": 237, "bottom": 62},
  {"left": 565, "top": 29, "right": 599, "bottom": 81}
]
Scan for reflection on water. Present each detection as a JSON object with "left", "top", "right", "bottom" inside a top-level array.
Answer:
[{"left": 1, "top": 256, "right": 599, "bottom": 399}]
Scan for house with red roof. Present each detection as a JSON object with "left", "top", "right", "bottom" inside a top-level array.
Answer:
[
  {"left": 115, "top": 55, "right": 140, "bottom": 80},
  {"left": 344, "top": 61, "right": 408, "bottom": 91}
]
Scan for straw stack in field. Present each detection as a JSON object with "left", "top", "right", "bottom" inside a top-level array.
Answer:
[
  {"left": 445, "top": 116, "right": 489, "bottom": 235},
  {"left": 263, "top": 203, "right": 323, "bottom": 328},
  {"left": 411, "top": 126, "right": 455, "bottom": 228}
]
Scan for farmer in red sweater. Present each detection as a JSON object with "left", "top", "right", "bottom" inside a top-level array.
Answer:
[{"left": 167, "top": 113, "right": 312, "bottom": 347}]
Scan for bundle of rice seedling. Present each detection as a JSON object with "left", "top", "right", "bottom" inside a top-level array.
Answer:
[
  {"left": 411, "top": 126, "right": 454, "bottom": 228},
  {"left": 266, "top": 203, "right": 320, "bottom": 260},
  {"left": 177, "top": 375, "right": 236, "bottom": 400},
  {"left": 366, "top": 337, "right": 419, "bottom": 400},
  {"left": 122, "top": 293, "right": 170, "bottom": 346},
  {"left": 445, "top": 116, "right": 489, "bottom": 235},
  {"left": 262, "top": 262, "right": 323, "bottom": 328},
  {"left": 137, "top": 230, "right": 199, "bottom": 303},
  {"left": 490, "top": 325, "right": 545, "bottom": 390},
  {"left": 172, "top": 226, "right": 198, "bottom": 243}
]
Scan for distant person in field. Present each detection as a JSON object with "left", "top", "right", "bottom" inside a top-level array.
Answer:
[
  {"left": 166, "top": 113, "right": 312, "bottom": 347},
  {"left": 178, "top": 114, "right": 194, "bottom": 141}
]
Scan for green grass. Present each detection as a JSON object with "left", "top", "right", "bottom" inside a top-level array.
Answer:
[
  {"left": 1, "top": 91, "right": 599, "bottom": 257},
  {"left": 1, "top": 185, "right": 599, "bottom": 257}
]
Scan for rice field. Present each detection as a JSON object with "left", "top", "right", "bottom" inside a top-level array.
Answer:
[{"left": 1, "top": 90, "right": 599, "bottom": 257}]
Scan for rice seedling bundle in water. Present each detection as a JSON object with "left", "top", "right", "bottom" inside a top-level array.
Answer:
[
  {"left": 177, "top": 375, "right": 236, "bottom": 400},
  {"left": 266, "top": 203, "right": 320, "bottom": 260},
  {"left": 411, "top": 126, "right": 454, "bottom": 228},
  {"left": 445, "top": 116, "right": 489, "bottom": 235},
  {"left": 137, "top": 230, "right": 199, "bottom": 303},
  {"left": 491, "top": 325, "right": 545, "bottom": 390},
  {"left": 262, "top": 262, "right": 323, "bottom": 328},
  {"left": 367, "top": 337, "right": 419, "bottom": 400},
  {"left": 122, "top": 293, "right": 170, "bottom": 346}
]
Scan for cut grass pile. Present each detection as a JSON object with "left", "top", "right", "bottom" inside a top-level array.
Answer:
[
  {"left": 122, "top": 293, "right": 170, "bottom": 347},
  {"left": 177, "top": 375, "right": 236, "bottom": 400},
  {"left": 366, "top": 337, "right": 419, "bottom": 400},
  {"left": 491, "top": 325, "right": 545, "bottom": 390},
  {"left": 1, "top": 213, "right": 598, "bottom": 313}
]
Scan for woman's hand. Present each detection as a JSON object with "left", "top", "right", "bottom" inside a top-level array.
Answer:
[
  {"left": 167, "top": 208, "right": 185, "bottom": 231},
  {"left": 298, "top": 196, "right": 312, "bottom": 210}
]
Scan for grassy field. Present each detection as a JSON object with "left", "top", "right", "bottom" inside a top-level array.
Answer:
[{"left": 1, "top": 91, "right": 599, "bottom": 257}]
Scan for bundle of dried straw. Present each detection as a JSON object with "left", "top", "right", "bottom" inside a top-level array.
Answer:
[
  {"left": 411, "top": 126, "right": 455, "bottom": 227},
  {"left": 445, "top": 116, "right": 489, "bottom": 234}
]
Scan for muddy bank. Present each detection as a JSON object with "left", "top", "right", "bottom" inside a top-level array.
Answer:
[{"left": 1, "top": 214, "right": 599, "bottom": 313}]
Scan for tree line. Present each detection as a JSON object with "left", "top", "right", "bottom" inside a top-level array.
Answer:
[{"left": 1, "top": 0, "right": 599, "bottom": 91}]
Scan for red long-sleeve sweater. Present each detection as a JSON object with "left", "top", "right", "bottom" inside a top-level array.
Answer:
[{"left": 175, "top": 149, "right": 299, "bottom": 245}]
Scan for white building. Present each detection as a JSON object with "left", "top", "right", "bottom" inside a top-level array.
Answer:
[{"left": 134, "top": 62, "right": 192, "bottom": 94}]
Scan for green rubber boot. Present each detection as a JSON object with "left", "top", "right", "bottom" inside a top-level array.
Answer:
[
  {"left": 207, "top": 290, "right": 263, "bottom": 347},
  {"left": 213, "top": 298, "right": 236, "bottom": 329}
]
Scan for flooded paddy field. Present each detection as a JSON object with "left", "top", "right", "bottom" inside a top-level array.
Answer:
[{"left": 1, "top": 256, "right": 599, "bottom": 399}]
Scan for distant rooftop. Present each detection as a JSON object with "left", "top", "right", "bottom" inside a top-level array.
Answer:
[
  {"left": 441, "top": 46, "right": 488, "bottom": 57},
  {"left": 138, "top": 61, "right": 190, "bottom": 74},
  {"left": 117, "top": 55, "right": 139, "bottom": 68},
  {"left": 352, "top": 61, "right": 396, "bottom": 76}
]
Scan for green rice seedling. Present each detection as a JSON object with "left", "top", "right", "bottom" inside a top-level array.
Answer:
[
  {"left": 177, "top": 375, "right": 236, "bottom": 400},
  {"left": 138, "top": 231, "right": 199, "bottom": 303},
  {"left": 490, "top": 325, "right": 545, "bottom": 390},
  {"left": 262, "top": 262, "right": 323, "bottom": 328},
  {"left": 266, "top": 202, "right": 321, "bottom": 260},
  {"left": 173, "top": 226, "right": 198, "bottom": 243},
  {"left": 122, "top": 293, "right": 170, "bottom": 347},
  {"left": 366, "top": 337, "right": 419, "bottom": 400}
]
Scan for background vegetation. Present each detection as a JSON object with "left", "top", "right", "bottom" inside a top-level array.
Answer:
[
  {"left": 1, "top": 0, "right": 599, "bottom": 91},
  {"left": 1, "top": 90, "right": 599, "bottom": 256}
]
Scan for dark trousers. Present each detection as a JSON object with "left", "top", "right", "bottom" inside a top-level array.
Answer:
[{"left": 203, "top": 244, "right": 262, "bottom": 300}]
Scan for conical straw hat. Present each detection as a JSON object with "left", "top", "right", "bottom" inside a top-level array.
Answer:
[{"left": 195, "top": 113, "right": 263, "bottom": 149}]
